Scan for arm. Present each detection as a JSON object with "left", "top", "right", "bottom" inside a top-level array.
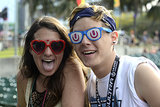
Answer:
[
  {"left": 62, "top": 58, "right": 86, "bottom": 107},
  {"left": 16, "top": 71, "right": 27, "bottom": 107},
  {"left": 135, "top": 63, "right": 160, "bottom": 107}
]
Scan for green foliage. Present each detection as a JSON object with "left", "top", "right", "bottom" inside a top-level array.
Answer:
[
  {"left": 115, "top": 12, "right": 133, "bottom": 31},
  {"left": 52, "top": 0, "right": 77, "bottom": 19},
  {"left": 115, "top": 12, "right": 160, "bottom": 38},
  {"left": 0, "top": 47, "right": 22, "bottom": 58},
  {"left": 147, "top": 6, "right": 160, "bottom": 21},
  {"left": 135, "top": 12, "right": 160, "bottom": 37},
  {"left": 22, "top": 0, "right": 160, "bottom": 37}
]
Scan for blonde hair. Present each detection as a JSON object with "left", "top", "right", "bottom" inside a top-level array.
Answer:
[{"left": 68, "top": 3, "right": 113, "bottom": 32}]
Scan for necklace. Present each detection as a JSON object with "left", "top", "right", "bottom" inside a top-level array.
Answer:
[
  {"left": 96, "top": 55, "right": 120, "bottom": 107},
  {"left": 42, "top": 90, "right": 48, "bottom": 107}
]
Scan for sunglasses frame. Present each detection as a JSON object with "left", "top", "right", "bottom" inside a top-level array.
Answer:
[
  {"left": 68, "top": 27, "right": 112, "bottom": 44},
  {"left": 30, "top": 39, "right": 65, "bottom": 55}
]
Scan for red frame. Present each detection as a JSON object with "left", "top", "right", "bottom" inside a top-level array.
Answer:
[{"left": 30, "top": 40, "right": 65, "bottom": 55}]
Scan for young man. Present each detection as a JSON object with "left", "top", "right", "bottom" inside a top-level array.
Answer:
[{"left": 68, "top": 3, "right": 160, "bottom": 107}]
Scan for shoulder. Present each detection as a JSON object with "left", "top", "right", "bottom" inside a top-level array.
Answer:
[
  {"left": 135, "top": 63, "right": 160, "bottom": 106},
  {"left": 120, "top": 55, "right": 142, "bottom": 63},
  {"left": 135, "top": 62, "right": 160, "bottom": 84},
  {"left": 135, "top": 62, "right": 159, "bottom": 85},
  {"left": 62, "top": 56, "right": 86, "bottom": 86},
  {"left": 63, "top": 57, "right": 83, "bottom": 75},
  {"left": 65, "top": 57, "right": 82, "bottom": 68},
  {"left": 16, "top": 71, "right": 28, "bottom": 87},
  {"left": 16, "top": 71, "right": 29, "bottom": 96},
  {"left": 119, "top": 55, "right": 155, "bottom": 70},
  {"left": 16, "top": 71, "right": 29, "bottom": 106}
]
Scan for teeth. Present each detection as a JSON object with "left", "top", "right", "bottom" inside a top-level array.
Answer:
[
  {"left": 83, "top": 51, "right": 95, "bottom": 54},
  {"left": 43, "top": 59, "right": 53, "bottom": 62},
  {"left": 44, "top": 59, "right": 52, "bottom": 61}
]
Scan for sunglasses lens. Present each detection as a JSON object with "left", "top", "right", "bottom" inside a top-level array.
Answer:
[
  {"left": 32, "top": 41, "right": 45, "bottom": 54},
  {"left": 51, "top": 41, "right": 65, "bottom": 54},
  {"left": 69, "top": 32, "right": 82, "bottom": 44},
  {"left": 87, "top": 28, "right": 101, "bottom": 41}
]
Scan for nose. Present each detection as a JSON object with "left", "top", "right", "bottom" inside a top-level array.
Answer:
[
  {"left": 44, "top": 46, "right": 53, "bottom": 56},
  {"left": 81, "top": 35, "right": 91, "bottom": 45}
]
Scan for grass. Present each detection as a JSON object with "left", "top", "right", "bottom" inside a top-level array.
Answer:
[{"left": 0, "top": 47, "right": 23, "bottom": 58}]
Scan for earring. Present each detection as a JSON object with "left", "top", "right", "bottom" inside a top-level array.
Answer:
[{"left": 113, "top": 41, "right": 116, "bottom": 44}]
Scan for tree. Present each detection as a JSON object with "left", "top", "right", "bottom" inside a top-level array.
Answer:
[
  {"left": 147, "top": 0, "right": 160, "bottom": 21},
  {"left": 100, "top": 0, "right": 156, "bottom": 35},
  {"left": 23, "top": 0, "right": 55, "bottom": 20},
  {"left": 23, "top": 0, "right": 77, "bottom": 20},
  {"left": 51, "top": 0, "right": 77, "bottom": 19}
]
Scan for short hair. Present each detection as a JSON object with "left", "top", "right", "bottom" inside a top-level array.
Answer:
[{"left": 68, "top": 3, "right": 114, "bottom": 32}]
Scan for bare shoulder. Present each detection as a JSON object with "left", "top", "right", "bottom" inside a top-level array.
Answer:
[
  {"left": 16, "top": 71, "right": 28, "bottom": 95},
  {"left": 16, "top": 71, "right": 27, "bottom": 86},
  {"left": 135, "top": 62, "right": 160, "bottom": 106},
  {"left": 63, "top": 57, "right": 83, "bottom": 75},
  {"left": 16, "top": 71, "right": 29, "bottom": 107},
  {"left": 135, "top": 62, "right": 160, "bottom": 80}
]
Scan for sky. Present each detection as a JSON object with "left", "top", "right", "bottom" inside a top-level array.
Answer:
[{"left": 0, "top": 0, "right": 16, "bottom": 23}]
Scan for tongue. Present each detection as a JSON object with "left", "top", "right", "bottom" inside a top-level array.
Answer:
[{"left": 42, "top": 61, "right": 54, "bottom": 71}]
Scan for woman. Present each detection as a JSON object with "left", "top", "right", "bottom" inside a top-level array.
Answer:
[{"left": 17, "top": 16, "right": 86, "bottom": 107}]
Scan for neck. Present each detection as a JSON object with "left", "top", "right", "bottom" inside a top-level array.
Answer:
[
  {"left": 92, "top": 53, "right": 116, "bottom": 79},
  {"left": 36, "top": 74, "right": 48, "bottom": 92}
]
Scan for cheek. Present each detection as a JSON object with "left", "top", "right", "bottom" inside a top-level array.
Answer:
[
  {"left": 57, "top": 52, "right": 64, "bottom": 64},
  {"left": 73, "top": 45, "right": 80, "bottom": 53},
  {"left": 100, "top": 36, "right": 112, "bottom": 45}
]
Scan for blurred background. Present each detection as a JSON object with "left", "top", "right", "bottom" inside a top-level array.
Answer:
[{"left": 0, "top": 0, "right": 160, "bottom": 106}]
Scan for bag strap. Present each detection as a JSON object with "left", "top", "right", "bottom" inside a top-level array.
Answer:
[{"left": 25, "top": 78, "right": 32, "bottom": 107}]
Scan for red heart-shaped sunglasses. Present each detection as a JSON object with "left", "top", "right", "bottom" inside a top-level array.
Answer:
[{"left": 30, "top": 40, "right": 65, "bottom": 55}]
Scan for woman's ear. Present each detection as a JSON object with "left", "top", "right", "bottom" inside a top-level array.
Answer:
[{"left": 111, "top": 31, "right": 119, "bottom": 44}]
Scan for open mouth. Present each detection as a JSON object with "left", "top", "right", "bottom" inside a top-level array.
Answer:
[
  {"left": 42, "top": 59, "right": 53, "bottom": 63},
  {"left": 83, "top": 51, "right": 96, "bottom": 55},
  {"left": 42, "top": 59, "right": 55, "bottom": 71}
]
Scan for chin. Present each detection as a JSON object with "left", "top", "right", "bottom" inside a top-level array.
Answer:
[{"left": 41, "top": 69, "right": 56, "bottom": 77}]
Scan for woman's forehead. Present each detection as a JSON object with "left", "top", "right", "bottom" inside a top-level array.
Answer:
[{"left": 34, "top": 28, "right": 60, "bottom": 39}]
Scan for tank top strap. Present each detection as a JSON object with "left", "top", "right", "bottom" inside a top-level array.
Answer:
[{"left": 25, "top": 78, "right": 33, "bottom": 107}]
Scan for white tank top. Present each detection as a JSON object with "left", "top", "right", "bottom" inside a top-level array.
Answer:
[{"left": 87, "top": 55, "right": 160, "bottom": 107}]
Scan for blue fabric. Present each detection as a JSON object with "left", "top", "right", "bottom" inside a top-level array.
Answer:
[
  {"left": 102, "top": 14, "right": 116, "bottom": 31},
  {"left": 90, "top": 96, "right": 121, "bottom": 107},
  {"left": 70, "top": 7, "right": 94, "bottom": 28},
  {"left": 70, "top": 7, "right": 116, "bottom": 31}
]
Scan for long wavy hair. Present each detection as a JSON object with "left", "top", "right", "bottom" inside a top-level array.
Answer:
[{"left": 19, "top": 16, "right": 73, "bottom": 105}]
